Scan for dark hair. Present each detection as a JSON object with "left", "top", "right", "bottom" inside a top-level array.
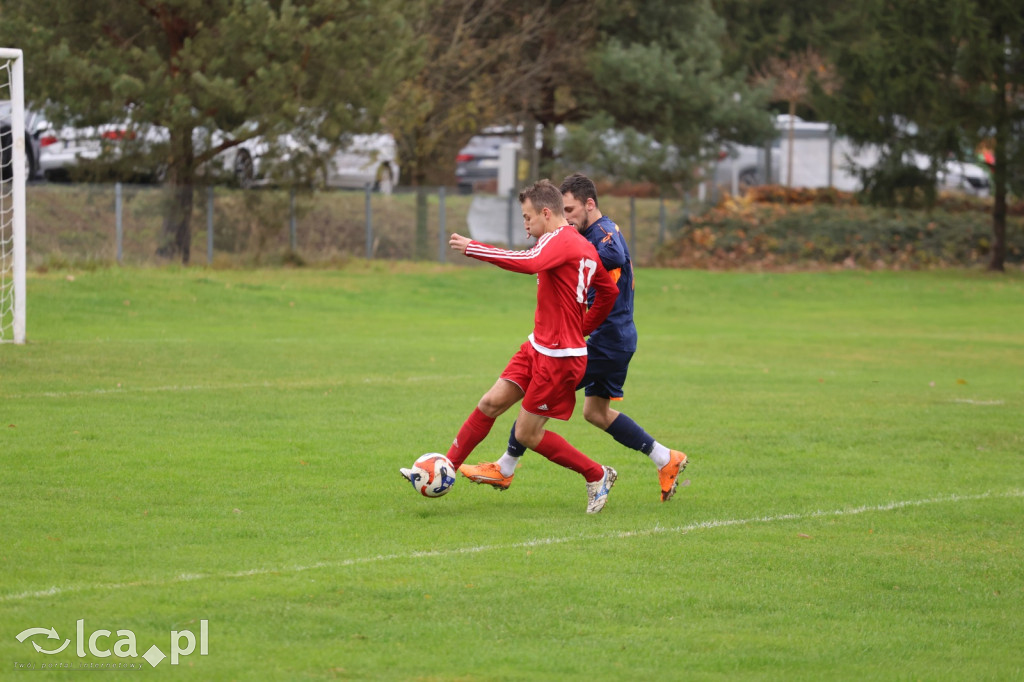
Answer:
[
  {"left": 518, "top": 179, "right": 563, "bottom": 214},
  {"left": 560, "top": 172, "right": 599, "bottom": 209}
]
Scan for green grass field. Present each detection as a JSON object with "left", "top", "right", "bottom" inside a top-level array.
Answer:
[{"left": 1, "top": 265, "right": 1022, "bottom": 680}]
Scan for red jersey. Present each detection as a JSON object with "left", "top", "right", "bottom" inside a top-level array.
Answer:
[{"left": 465, "top": 226, "right": 619, "bottom": 357}]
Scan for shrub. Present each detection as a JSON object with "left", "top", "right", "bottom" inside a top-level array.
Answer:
[{"left": 656, "top": 189, "right": 1024, "bottom": 270}]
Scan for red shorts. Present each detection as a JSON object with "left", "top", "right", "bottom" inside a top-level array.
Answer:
[{"left": 500, "top": 341, "right": 586, "bottom": 421}]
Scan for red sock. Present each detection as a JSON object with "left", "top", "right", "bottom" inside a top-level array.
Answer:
[
  {"left": 446, "top": 408, "right": 496, "bottom": 469},
  {"left": 533, "top": 431, "right": 604, "bottom": 482}
]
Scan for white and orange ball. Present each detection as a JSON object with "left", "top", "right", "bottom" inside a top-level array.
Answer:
[{"left": 406, "top": 453, "right": 456, "bottom": 498}]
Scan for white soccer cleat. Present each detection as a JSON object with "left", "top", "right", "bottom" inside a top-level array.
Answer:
[{"left": 585, "top": 466, "right": 617, "bottom": 514}]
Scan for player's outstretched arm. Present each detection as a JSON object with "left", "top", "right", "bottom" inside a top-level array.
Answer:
[{"left": 450, "top": 233, "right": 472, "bottom": 255}]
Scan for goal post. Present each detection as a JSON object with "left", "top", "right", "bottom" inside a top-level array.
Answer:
[{"left": 1, "top": 47, "right": 26, "bottom": 344}]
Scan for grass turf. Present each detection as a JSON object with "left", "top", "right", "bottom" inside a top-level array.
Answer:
[{"left": 1, "top": 265, "right": 1022, "bottom": 680}]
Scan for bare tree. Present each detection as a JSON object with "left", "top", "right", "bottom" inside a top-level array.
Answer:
[
  {"left": 385, "top": 0, "right": 598, "bottom": 188},
  {"left": 755, "top": 48, "right": 840, "bottom": 186}
]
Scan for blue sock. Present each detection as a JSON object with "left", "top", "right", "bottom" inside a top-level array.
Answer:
[
  {"left": 605, "top": 413, "right": 654, "bottom": 455},
  {"left": 507, "top": 424, "right": 528, "bottom": 458}
]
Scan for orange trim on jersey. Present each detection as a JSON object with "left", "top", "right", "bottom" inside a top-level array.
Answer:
[{"left": 608, "top": 267, "right": 622, "bottom": 284}]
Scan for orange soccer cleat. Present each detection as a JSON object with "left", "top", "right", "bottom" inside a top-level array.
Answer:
[
  {"left": 658, "top": 450, "right": 688, "bottom": 502},
  {"left": 459, "top": 461, "right": 514, "bottom": 491}
]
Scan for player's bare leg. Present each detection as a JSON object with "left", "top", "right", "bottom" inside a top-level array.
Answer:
[
  {"left": 478, "top": 378, "right": 524, "bottom": 419},
  {"left": 584, "top": 394, "right": 688, "bottom": 502},
  {"left": 582, "top": 395, "right": 619, "bottom": 430}
]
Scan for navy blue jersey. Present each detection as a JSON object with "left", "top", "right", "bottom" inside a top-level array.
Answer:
[{"left": 581, "top": 215, "right": 637, "bottom": 356}]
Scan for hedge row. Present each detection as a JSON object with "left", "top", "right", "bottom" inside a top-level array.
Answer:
[{"left": 656, "top": 187, "right": 1024, "bottom": 270}]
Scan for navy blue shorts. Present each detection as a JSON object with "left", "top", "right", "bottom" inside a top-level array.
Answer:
[{"left": 577, "top": 350, "right": 634, "bottom": 399}]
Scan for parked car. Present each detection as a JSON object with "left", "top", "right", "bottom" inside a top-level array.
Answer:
[
  {"left": 37, "top": 119, "right": 167, "bottom": 183},
  {"left": 37, "top": 112, "right": 398, "bottom": 191},
  {"left": 935, "top": 159, "right": 991, "bottom": 197},
  {"left": 457, "top": 123, "right": 694, "bottom": 193},
  {"left": 887, "top": 151, "right": 992, "bottom": 198},
  {"left": 715, "top": 116, "right": 993, "bottom": 198},
  {"left": 713, "top": 142, "right": 779, "bottom": 190},
  {"left": 214, "top": 131, "right": 400, "bottom": 193},
  {"left": 0, "top": 101, "right": 45, "bottom": 182},
  {"left": 455, "top": 133, "right": 514, "bottom": 193}
]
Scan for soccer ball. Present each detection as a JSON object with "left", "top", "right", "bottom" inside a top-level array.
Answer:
[{"left": 404, "top": 453, "right": 456, "bottom": 498}]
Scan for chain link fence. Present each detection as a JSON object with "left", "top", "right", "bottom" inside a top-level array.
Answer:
[{"left": 25, "top": 183, "right": 696, "bottom": 268}]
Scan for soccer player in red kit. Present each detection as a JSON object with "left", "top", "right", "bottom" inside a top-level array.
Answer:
[
  {"left": 411, "top": 179, "right": 620, "bottom": 513},
  {"left": 462, "top": 173, "right": 689, "bottom": 501}
]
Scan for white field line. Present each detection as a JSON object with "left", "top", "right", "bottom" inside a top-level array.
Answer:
[
  {"left": 3, "top": 375, "right": 477, "bottom": 400},
  {"left": 3, "top": 489, "right": 1021, "bottom": 604},
  {"left": 7, "top": 385, "right": 1010, "bottom": 403}
]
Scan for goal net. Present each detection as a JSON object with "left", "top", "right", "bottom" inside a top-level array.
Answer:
[{"left": 1, "top": 48, "right": 26, "bottom": 344}]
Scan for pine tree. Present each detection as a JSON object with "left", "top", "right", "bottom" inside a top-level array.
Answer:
[
  {"left": 0, "top": 0, "right": 414, "bottom": 263},
  {"left": 574, "top": 0, "right": 777, "bottom": 189},
  {"left": 826, "top": 0, "right": 1024, "bottom": 271}
]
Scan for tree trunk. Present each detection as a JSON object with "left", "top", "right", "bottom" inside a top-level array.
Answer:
[
  {"left": 157, "top": 183, "right": 195, "bottom": 263},
  {"left": 521, "top": 120, "right": 538, "bottom": 184},
  {"left": 990, "top": 160, "right": 1007, "bottom": 273},
  {"left": 156, "top": 127, "right": 196, "bottom": 264},
  {"left": 988, "top": 42, "right": 1008, "bottom": 273}
]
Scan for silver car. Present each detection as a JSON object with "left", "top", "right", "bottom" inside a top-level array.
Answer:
[
  {"left": 213, "top": 131, "right": 400, "bottom": 193},
  {"left": 713, "top": 142, "right": 780, "bottom": 191},
  {"left": 455, "top": 134, "right": 512, "bottom": 193}
]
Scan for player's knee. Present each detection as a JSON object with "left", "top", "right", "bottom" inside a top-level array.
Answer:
[
  {"left": 476, "top": 396, "right": 499, "bottom": 417},
  {"left": 514, "top": 423, "right": 542, "bottom": 449},
  {"left": 477, "top": 393, "right": 510, "bottom": 418},
  {"left": 477, "top": 381, "right": 522, "bottom": 417}
]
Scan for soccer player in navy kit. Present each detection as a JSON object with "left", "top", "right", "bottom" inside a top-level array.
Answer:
[
  {"left": 407, "top": 179, "right": 621, "bottom": 513},
  {"left": 461, "top": 173, "right": 689, "bottom": 502}
]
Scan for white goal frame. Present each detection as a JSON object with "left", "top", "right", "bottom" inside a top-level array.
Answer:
[{"left": 1, "top": 47, "right": 26, "bottom": 344}]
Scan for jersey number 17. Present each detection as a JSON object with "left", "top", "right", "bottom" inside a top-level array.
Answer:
[{"left": 576, "top": 258, "right": 597, "bottom": 303}]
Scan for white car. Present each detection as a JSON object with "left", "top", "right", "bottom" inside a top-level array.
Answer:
[
  {"left": 936, "top": 159, "right": 991, "bottom": 197},
  {"left": 716, "top": 116, "right": 993, "bottom": 198},
  {"left": 905, "top": 151, "right": 990, "bottom": 198},
  {"left": 214, "top": 131, "right": 400, "bottom": 193},
  {"left": 38, "top": 117, "right": 399, "bottom": 192},
  {"left": 37, "top": 120, "right": 167, "bottom": 183},
  {"left": 37, "top": 122, "right": 109, "bottom": 181}
]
